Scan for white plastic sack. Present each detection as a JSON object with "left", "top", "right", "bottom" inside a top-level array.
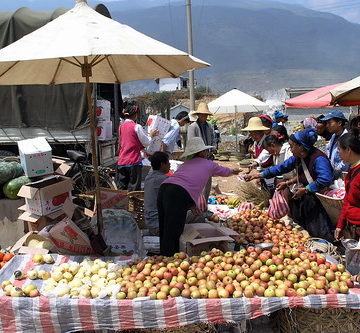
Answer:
[{"left": 91, "top": 209, "right": 146, "bottom": 257}]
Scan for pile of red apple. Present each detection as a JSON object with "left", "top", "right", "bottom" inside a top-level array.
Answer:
[
  {"left": 225, "top": 209, "right": 308, "bottom": 248},
  {"left": 116, "top": 247, "right": 353, "bottom": 300}
]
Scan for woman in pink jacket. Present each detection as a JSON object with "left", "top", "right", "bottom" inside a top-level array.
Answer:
[{"left": 157, "top": 137, "right": 240, "bottom": 256}]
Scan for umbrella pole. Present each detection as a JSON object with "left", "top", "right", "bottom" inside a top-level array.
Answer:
[
  {"left": 83, "top": 58, "right": 104, "bottom": 235},
  {"left": 235, "top": 106, "right": 238, "bottom": 152}
]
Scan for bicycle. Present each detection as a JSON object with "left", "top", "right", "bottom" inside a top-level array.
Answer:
[{"left": 64, "top": 150, "right": 117, "bottom": 209}]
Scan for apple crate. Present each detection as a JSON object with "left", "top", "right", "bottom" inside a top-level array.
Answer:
[{"left": 275, "top": 307, "right": 360, "bottom": 333}]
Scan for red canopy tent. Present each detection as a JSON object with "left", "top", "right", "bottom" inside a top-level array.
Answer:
[{"left": 285, "top": 83, "right": 345, "bottom": 108}]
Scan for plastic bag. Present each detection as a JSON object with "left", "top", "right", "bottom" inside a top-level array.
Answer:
[
  {"left": 237, "top": 201, "right": 255, "bottom": 212},
  {"left": 91, "top": 209, "right": 146, "bottom": 257},
  {"left": 341, "top": 239, "right": 360, "bottom": 275},
  {"left": 268, "top": 190, "right": 290, "bottom": 219},
  {"left": 197, "top": 194, "right": 208, "bottom": 212}
]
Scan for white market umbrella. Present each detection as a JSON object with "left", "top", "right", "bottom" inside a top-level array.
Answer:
[
  {"left": 208, "top": 89, "right": 268, "bottom": 151},
  {"left": 208, "top": 88, "right": 268, "bottom": 114},
  {"left": 0, "top": 0, "right": 209, "bottom": 235}
]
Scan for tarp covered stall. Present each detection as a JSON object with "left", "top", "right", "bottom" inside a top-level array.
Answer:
[{"left": 0, "top": 5, "right": 111, "bottom": 141}]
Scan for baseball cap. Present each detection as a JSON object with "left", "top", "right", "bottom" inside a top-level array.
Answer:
[{"left": 322, "top": 110, "right": 347, "bottom": 122}]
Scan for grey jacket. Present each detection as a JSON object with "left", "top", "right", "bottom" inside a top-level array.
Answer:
[{"left": 187, "top": 121, "right": 215, "bottom": 147}]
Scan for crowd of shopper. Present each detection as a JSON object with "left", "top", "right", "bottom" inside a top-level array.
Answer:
[{"left": 116, "top": 100, "right": 360, "bottom": 256}]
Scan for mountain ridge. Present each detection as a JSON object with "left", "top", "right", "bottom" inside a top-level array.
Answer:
[{"left": 1, "top": 1, "right": 360, "bottom": 95}]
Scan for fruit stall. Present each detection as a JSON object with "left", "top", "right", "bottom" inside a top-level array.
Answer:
[{"left": 0, "top": 242, "right": 359, "bottom": 333}]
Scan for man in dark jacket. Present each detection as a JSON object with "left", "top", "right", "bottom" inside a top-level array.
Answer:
[{"left": 187, "top": 102, "right": 215, "bottom": 199}]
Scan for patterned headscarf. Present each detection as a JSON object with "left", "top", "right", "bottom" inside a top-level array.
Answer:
[{"left": 303, "top": 117, "right": 317, "bottom": 129}]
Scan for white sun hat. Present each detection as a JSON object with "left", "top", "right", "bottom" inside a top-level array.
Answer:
[{"left": 181, "top": 137, "right": 214, "bottom": 158}]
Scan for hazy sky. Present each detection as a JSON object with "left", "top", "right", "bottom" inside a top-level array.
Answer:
[{"left": 5, "top": 0, "right": 360, "bottom": 23}]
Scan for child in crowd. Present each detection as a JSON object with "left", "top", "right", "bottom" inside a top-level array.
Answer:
[{"left": 144, "top": 152, "right": 170, "bottom": 236}]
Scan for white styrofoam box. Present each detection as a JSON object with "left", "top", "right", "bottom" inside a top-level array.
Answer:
[
  {"left": 95, "top": 99, "right": 111, "bottom": 121},
  {"left": 146, "top": 115, "right": 171, "bottom": 138},
  {"left": 18, "top": 137, "right": 53, "bottom": 177},
  {"left": 97, "top": 120, "right": 113, "bottom": 141},
  {"left": 146, "top": 137, "right": 163, "bottom": 155}
]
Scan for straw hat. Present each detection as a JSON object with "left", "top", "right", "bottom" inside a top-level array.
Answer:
[
  {"left": 193, "top": 102, "right": 213, "bottom": 115},
  {"left": 181, "top": 137, "right": 214, "bottom": 158},
  {"left": 241, "top": 117, "right": 269, "bottom": 131}
]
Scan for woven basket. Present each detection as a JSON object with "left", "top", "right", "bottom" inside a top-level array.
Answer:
[
  {"left": 128, "top": 191, "right": 146, "bottom": 230},
  {"left": 275, "top": 307, "right": 360, "bottom": 333},
  {"left": 315, "top": 193, "right": 344, "bottom": 226},
  {"left": 122, "top": 323, "right": 217, "bottom": 333}
]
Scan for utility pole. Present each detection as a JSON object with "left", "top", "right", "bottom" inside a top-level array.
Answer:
[{"left": 186, "top": 0, "right": 195, "bottom": 112}]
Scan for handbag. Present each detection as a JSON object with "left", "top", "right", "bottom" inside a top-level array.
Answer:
[{"left": 268, "top": 189, "right": 290, "bottom": 219}]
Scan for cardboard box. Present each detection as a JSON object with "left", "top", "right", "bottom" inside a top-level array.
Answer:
[
  {"left": 146, "top": 115, "right": 171, "bottom": 138},
  {"left": 89, "top": 188, "right": 128, "bottom": 216},
  {"left": 48, "top": 216, "right": 93, "bottom": 255},
  {"left": 18, "top": 209, "right": 65, "bottom": 232},
  {"left": 18, "top": 137, "right": 54, "bottom": 177},
  {"left": 179, "top": 223, "right": 238, "bottom": 256},
  {"left": 97, "top": 120, "right": 113, "bottom": 141},
  {"left": 10, "top": 231, "right": 55, "bottom": 254},
  {"left": 17, "top": 175, "right": 73, "bottom": 216},
  {"left": 95, "top": 99, "right": 111, "bottom": 121},
  {"left": 52, "top": 158, "right": 72, "bottom": 176}
]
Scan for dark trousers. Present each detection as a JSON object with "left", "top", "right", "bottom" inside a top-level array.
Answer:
[
  {"left": 289, "top": 193, "right": 334, "bottom": 242},
  {"left": 116, "top": 165, "right": 142, "bottom": 191},
  {"left": 157, "top": 183, "right": 195, "bottom": 256}
]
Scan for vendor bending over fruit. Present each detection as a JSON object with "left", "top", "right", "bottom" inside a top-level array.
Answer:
[
  {"left": 243, "top": 128, "right": 334, "bottom": 242},
  {"left": 157, "top": 137, "right": 241, "bottom": 257}
]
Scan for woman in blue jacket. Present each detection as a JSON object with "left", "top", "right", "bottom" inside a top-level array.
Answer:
[{"left": 245, "top": 128, "right": 334, "bottom": 241}]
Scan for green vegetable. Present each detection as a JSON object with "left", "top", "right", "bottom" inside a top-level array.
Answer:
[
  {"left": 3, "top": 176, "right": 31, "bottom": 199},
  {"left": 8, "top": 161, "right": 24, "bottom": 177},
  {"left": 0, "top": 162, "right": 14, "bottom": 184}
]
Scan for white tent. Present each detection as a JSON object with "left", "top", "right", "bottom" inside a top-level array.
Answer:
[{"left": 208, "top": 88, "right": 268, "bottom": 114}]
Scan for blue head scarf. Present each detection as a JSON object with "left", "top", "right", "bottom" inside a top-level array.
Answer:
[
  {"left": 274, "top": 110, "right": 288, "bottom": 120},
  {"left": 291, "top": 128, "right": 318, "bottom": 150}
]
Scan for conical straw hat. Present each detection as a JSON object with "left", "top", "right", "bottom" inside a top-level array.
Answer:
[
  {"left": 181, "top": 137, "right": 214, "bottom": 158},
  {"left": 193, "top": 102, "right": 212, "bottom": 115},
  {"left": 241, "top": 117, "right": 269, "bottom": 131}
]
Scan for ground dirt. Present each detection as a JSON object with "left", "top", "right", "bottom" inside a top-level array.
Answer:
[{"left": 212, "top": 161, "right": 245, "bottom": 195}]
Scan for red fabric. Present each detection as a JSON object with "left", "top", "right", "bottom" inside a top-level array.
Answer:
[
  {"left": 285, "top": 83, "right": 344, "bottom": 108},
  {"left": 254, "top": 143, "right": 263, "bottom": 158},
  {"left": 117, "top": 121, "right": 144, "bottom": 166},
  {"left": 337, "top": 164, "right": 360, "bottom": 229}
]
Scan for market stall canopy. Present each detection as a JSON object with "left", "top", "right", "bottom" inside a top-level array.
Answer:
[
  {"left": 329, "top": 75, "right": 360, "bottom": 106},
  {"left": 208, "top": 88, "right": 268, "bottom": 114},
  {"left": 0, "top": 0, "right": 210, "bottom": 235},
  {"left": 0, "top": 1, "right": 209, "bottom": 85},
  {"left": 285, "top": 83, "right": 345, "bottom": 108}
]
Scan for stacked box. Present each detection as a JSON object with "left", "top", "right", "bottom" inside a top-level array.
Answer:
[{"left": 18, "top": 137, "right": 53, "bottom": 177}]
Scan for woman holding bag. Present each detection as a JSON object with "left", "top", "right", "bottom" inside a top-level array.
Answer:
[{"left": 244, "top": 128, "right": 334, "bottom": 241}]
